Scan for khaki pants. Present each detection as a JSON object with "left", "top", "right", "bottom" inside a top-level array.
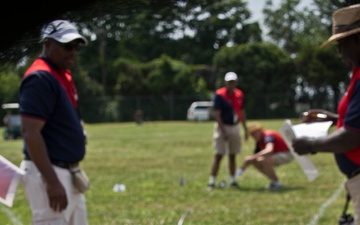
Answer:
[
  {"left": 213, "top": 123, "right": 241, "bottom": 155},
  {"left": 20, "top": 160, "right": 88, "bottom": 225},
  {"left": 272, "top": 152, "right": 294, "bottom": 166},
  {"left": 345, "top": 173, "right": 360, "bottom": 225}
]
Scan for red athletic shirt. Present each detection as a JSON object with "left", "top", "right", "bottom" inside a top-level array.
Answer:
[
  {"left": 24, "top": 57, "right": 78, "bottom": 109},
  {"left": 257, "top": 130, "right": 289, "bottom": 153}
]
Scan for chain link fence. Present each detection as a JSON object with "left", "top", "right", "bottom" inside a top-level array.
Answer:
[{"left": 78, "top": 94, "right": 325, "bottom": 123}]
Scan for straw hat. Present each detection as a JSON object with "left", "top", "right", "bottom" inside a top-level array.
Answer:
[
  {"left": 321, "top": 4, "right": 360, "bottom": 48},
  {"left": 247, "top": 121, "right": 264, "bottom": 134}
]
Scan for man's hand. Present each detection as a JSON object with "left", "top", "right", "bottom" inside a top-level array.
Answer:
[
  {"left": 46, "top": 180, "right": 68, "bottom": 212},
  {"left": 223, "top": 132, "right": 228, "bottom": 140},
  {"left": 292, "top": 137, "right": 316, "bottom": 155},
  {"left": 244, "top": 131, "right": 249, "bottom": 141}
]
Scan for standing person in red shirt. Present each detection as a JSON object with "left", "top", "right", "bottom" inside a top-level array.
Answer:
[
  {"left": 236, "top": 122, "right": 293, "bottom": 190},
  {"left": 292, "top": 4, "right": 360, "bottom": 224},
  {"left": 207, "top": 72, "right": 249, "bottom": 191}
]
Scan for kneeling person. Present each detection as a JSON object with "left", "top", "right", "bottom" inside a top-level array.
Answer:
[{"left": 236, "top": 122, "right": 293, "bottom": 190}]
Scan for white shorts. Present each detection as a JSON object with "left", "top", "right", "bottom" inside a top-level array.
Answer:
[{"left": 20, "top": 160, "right": 88, "bottom": 225}]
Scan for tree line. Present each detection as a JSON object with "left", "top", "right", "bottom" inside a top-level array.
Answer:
[{"left": 0, "top": 0, "right": 356, "bottom": 122}]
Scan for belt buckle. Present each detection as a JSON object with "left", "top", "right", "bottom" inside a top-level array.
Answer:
[
  {"left": 52, "top": 160, "right": 78, "bottom": 169},
  {"left": 69, "top": 163, "right": 79, "bottom": 168},
  {"left": 53, "top": 161, "right": 69, "bottom": 169}
]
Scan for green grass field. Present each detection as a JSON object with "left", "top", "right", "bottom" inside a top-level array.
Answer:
[{"left": 0, "top": 119, "right": 349, "bottom": 225}]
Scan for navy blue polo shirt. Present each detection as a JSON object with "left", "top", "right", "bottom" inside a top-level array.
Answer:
[
  {"left": 19, "top": 63, "right": 85, "bottom": 163},
  {"left": 335, "top": 66, "right": 360, "bottom": 177},
  {"left": 214, "top": 94, "right": 235, "bottom": 125}
]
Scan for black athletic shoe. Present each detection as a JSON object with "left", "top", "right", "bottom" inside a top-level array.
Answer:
[
  {"left": 207, "top": 183, "right": 215, "bottom": 191},
  {"left": 230, "top": 181, "right": 240, "bottom": 189},
  {"left": 267, "top": 182, "right": 283, "bottom": 191}
]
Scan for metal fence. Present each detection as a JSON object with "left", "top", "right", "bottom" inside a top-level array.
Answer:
[
  {"left": 1, "top": 95, "right": 336, "bottom": 124},
  {"left": 78, "top": 94, "right": 311, "bottom": 123},
  {"left": 79, "top": 95, "right": 211, "bottom": 123}
]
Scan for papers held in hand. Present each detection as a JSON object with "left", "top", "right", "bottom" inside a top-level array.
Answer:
[{"left": 279, "top": 120, "right": 332, "bottom": 182}]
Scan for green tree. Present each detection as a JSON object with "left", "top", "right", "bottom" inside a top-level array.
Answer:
[
  {"left": 0, "top": 64, "right": 21, "bottom": 105},
  {"left": 263, "top": 0, "right": 352, "bottom": 111},
  {"left": 174, "top": 0, "right": 261, "bottom": 64},
  {"left": 0, "top": 63, "right": 21, "bottom": 122},
  {"left": 78, "top": 0, "right": 262, "bottom": 95},
  {"left": 111, "top": 54, "right": 209, "bottom": 97},
  {"left": 263, "top": 0, "right": 328, "bottom": 54},
  {"left": 313, "top": 0, "right": 355, "bottom": 34},
  {"left": 296, "top": 42, "right": 349, "bottom": 111}
]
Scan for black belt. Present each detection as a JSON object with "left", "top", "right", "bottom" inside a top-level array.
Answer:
[
  {"left": 51, "top": 160, "right": 78, "bottom": 169},
  {"left": 348, "top": 167, "right": 360, "bottom": 179},
  {"left": 223, "top": 122, "right": 239, "bottom": 126},
  {"left": 25, "top": 156, "right": 78, "bottom": 169}
]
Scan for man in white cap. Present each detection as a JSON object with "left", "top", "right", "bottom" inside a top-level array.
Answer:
[
  {"left": 292, "top": 4, "right": 360, "bottom": 224},
  {"left": 207, "top": 71, "right": 249, "bottom": 191},
  {"left": 19, "top": 20, "right": 89, "bottom": 225}
]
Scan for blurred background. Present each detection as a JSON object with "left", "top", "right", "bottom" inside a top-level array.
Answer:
[{"left": 0, "top": 0, "right": 358, "bottom": 123}]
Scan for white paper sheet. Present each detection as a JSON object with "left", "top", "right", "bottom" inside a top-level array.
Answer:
[
  {"left": 291, "top": 121, "right": 333, "bottom": 138},
  {"left": 0, "top": 155, "right": 25, "bottom": 207},
  {"left": 279, "top": 120, "right": 332, "bottom": 182}
]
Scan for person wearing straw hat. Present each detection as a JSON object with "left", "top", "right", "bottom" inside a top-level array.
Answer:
[
  {"left": 236, "top": 121, "right": 293, "bottom": 190},
  {"left": 292, "top": 4, "right": 360, "bottom": 224},
  {"left": 207, "top": 72, "right": 249, "bottom": 191}
]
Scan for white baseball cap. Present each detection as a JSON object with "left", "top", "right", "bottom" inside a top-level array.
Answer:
[
  {"left": 40, "top": 20, "right": 88, "bottom": 45},
  {"left": 224, "top": 72, "right": 238, "bottom": 81}
]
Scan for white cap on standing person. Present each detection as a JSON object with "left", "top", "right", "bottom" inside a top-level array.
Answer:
[
  {"left": 224, "top": 72, "right": 238, "bottom": 81},
  {"left": 40, "top": 20, "right": 88, "bottom": 45}
]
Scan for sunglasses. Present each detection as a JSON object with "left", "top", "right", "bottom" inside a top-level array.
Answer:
[
  {"left": 61, "top": 43, "right": 82, "bottom": 52},
  {"left": 55, "top": 41, "right": 82, "bottom": 52}
]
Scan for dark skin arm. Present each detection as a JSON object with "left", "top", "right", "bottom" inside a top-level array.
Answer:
[
  {"left": 292, "top": 127, "right": 360, "bottom": 155},
  {"left": 214, "top": 109, "right": 227, "bottom": 139},
  {"left": 21, "top": 116, "right": 68, "bottom": 212},
  {"left": 240, "top": 109, "right": 249, "bottom": 141}
]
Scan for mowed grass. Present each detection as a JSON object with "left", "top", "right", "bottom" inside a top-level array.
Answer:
[{"left": 0, "top": 119, "right": 349, "bottom": 225}]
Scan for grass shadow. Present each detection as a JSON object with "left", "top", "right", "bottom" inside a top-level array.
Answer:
[{"left": 216, "top": 185, "right": 306, "bottom": 193}]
